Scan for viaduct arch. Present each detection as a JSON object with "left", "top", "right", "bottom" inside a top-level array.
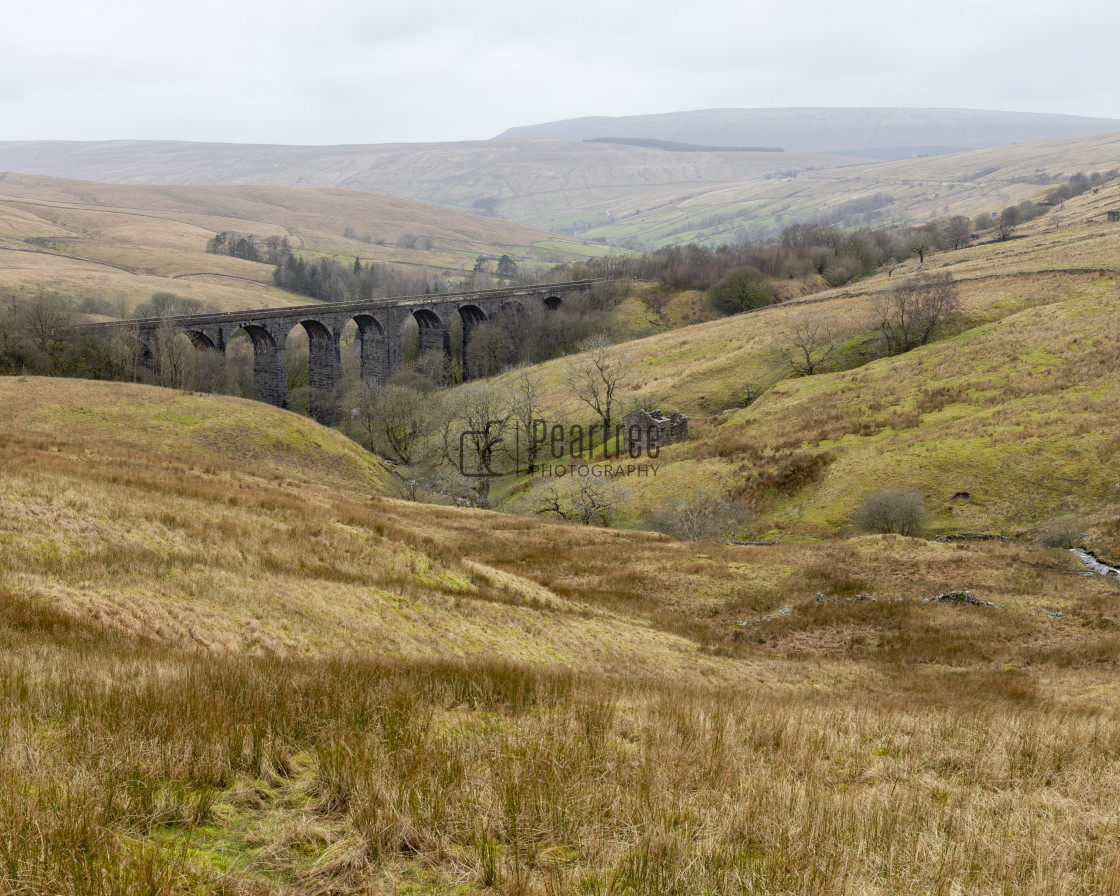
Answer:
[{"left": 70, "top": 280, "right": 596, "bottom": 424}]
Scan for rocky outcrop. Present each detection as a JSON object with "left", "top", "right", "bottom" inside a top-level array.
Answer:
[{"left": 924, "top": 590, "right": 1004, "bottom": 610}]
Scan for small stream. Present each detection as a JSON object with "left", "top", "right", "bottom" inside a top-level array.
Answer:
[{"left": 1071, "top": 548, "right": 1120, "bottom": 577}]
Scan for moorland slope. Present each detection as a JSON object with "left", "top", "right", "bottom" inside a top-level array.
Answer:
[
  {"left": 3, "top": 357, "right": 1120, "bottom": 892},
  {"left": 5, "top": 132, "right": 1120, "bottom": 893},
  {"left": 0, "top": 172, "right": 603, "bottom": 314},
  {"left": 491, "top": 175, "right": 1120, "bottom": 557},
  {"left": 4, "top": 126, "right": 1120, "bottom": 248}
]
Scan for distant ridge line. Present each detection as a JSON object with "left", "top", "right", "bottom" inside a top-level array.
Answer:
[{"left": 585, "top": 137, "right": 784, "bottom": 153}]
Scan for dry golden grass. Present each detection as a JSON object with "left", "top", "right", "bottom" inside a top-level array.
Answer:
[
  {"left": 3, "top": 374, "right": 1120, "bottom": 892},
  {"left": 0, "top": 172, "right": 602, "bottom": 315}
]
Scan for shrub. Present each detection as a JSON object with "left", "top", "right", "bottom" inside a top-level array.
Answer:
[
  {"left": 870, "top": 273, "right": 960, "bottom": 356},
  {"left": 643, "top": 490, "right": 755, "bottom": 542},
  {"left": 708, "top": 266, "right": 774, "bottom": 315},
  {"left": 1038, "top": 512, "right": 1085, "bottom": 549},
  {"left": 852, "top": 487, "right": 927, "bottom": 537}
]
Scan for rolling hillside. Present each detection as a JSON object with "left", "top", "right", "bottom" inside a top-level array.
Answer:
[
  {"left": 0, "top": 138, "right": 864, "bottom": 249},
  {"left": 489, "top": 174, "right": 1120, "bottom": 557},
  {"left": 0, "top": 173, "right": 604, "bottom": 314},
  {"left": 3, "top": 122, "right": 1120, "bottom": 250},
  {"left": 4, "top": 359, "right": 1120, "bottom": 892}
]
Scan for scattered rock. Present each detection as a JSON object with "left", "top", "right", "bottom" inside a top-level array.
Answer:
[
  {"left": 924, "top": 590, "right": 1004, "bottom": 610},
  {"left": 1034, "top": 608, "right": 1064, "bottom": 619},
  {"left": 737, "top": 606, "right": 791, "bottom": 626},
  {"left": 1101, "top": 616, "right": 1119, "bottom": 627},
  {"left": 815, "top": 592, "right": 884, "bottom": 604},
  {"left": 731, "top": 540, "right": 778, "bottom": 546}
]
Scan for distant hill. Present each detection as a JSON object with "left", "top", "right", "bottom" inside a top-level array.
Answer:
[
  {"left": 0, "top": 138, "right": 860, "bottom": 246},
  {"left": 0, "top": 172, "right": 604, "bottom": 313},
  {"left": 3, "top": 118, "right": 1120, "bottom": 252},
  {"left": 497, "top": 107, "right": 1120, "bottom": 159}
]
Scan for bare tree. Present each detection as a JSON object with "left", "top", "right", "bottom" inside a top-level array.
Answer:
[
  {"left": 352, "top": 379, "right": 381, "bottom": 453},
  {"left": 997, "top": 206, "right": 1020, "bottom": 241},
  {"left": 465, "top": 319, "right": 512, "bottom": 378},
  {"left": 535, "top": 479, "right": 621, "bottom": 526},
  {"left": 374, "top": 384, "right": 430, "bottom": 464},
  {"left": 417, "top": 348, "right": 453, "bottom": 388},
  {"left": 870, "top": 273, "right": 960, "bottom": 356},
  {"left": 943, "top": 216, "right": 972, "bottom": 250},
  {"left": 19, "top": 291, "right": 73, "bottom": 357},
  {"left": 508, "top": 366, "right": 544, "bottom": 473},
  {"left": 644, "top": 488, "right": 755, "bottom": 541},
  {"left": 906, "top": 227, "right": 935, "bottom": 265},
  {"left": 564, "top": 334, "right": 631, "bottom": 453},
  {"left": 436, "top": 381, "right": 513, "bottom": 507},
  {"left": 185, "top": 344, "right": 230, "bottom": 394},
  {"left": 152, "top": 322, "right": 191, "bottom": 390},
  {"left": 852, "top": 487, "right": 927, "bottom": 537},
  {"left": 774, "top": 316, "right": 837, "bottom": 376},
  {"left": 106, "top": 326, "right": 144, "bottom": 382}
]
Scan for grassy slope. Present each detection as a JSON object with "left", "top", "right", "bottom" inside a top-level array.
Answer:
[
  {"left": 4, "top": 132, "right": 1120, "bottom": 247},
  {"left": 3, "top": 376, "right": 1120, "bottom": 892},
  {"left": 491, "top": 179, "right": 1120, "bottom": 555},
  {"left": 579, "top": 130, "right": 1120, "bottom": 245},
  {"left": 0, "top": 377, "right": 749, "bottom": 679},
  {"left": 2, "top": 373, "right": 1118, "bottom": 675},
  {"left": 0, "top": 172, "right": 604, "bottom": 315}
]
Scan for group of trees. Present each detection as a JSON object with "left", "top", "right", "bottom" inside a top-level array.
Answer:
[
  {"left": 767, "top": 271, "right": 960, "bottom": 380},
  {"left": 0, "top": 291, "right": 77, "bottom": 376},
  {"left": 555, "top": 219, "right": 960, "bottom": 317},
  {"left": 0, "top": 287, "right": 255, "bottom": 395},
  {"left": 989, "top": 170, "right": 1120, "bottom": 240},
  {"left": 1044, "top": 170, "right": 1118, "bottom": 206},
  {"left": 272, "top": 250, "right": 441, "bottom": 303},
  {"left": 472, "top": 255, "right": 520, "bottom": 278},
  {"left": 455, "top": 281, "right": 631, "bottom": 380},
  {"left": 267, "top": 243, "right": 525, "bottom": 306},
  {"left": 870, "top": 273, "right": 961, "bottom": 355},
  {"left": 343, "top": 324, "right": 649, "bottom": 516},
  {"left": 204, "top": 231, "right": 275, "bottom": 262}
]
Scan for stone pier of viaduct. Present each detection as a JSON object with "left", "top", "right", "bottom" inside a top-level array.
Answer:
[{"left": 69, "top": 280, "right": 599, "bottom": 423}]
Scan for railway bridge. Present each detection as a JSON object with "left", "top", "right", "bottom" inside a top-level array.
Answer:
[{"left": 70, "top": 280, "right": 599, "bottom": 422}]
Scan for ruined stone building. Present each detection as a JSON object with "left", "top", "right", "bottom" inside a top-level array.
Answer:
[{"left": 621, "top": 408, "right": 689, "bottom": 456}]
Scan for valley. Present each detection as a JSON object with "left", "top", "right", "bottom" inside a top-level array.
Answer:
[{"left": 2, "top": 120, "right": 1120, "bottom": 894}]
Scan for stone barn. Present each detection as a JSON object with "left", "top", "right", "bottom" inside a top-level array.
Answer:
[{"left": 621, "top": 408, "right": 689, "bottom": 456}]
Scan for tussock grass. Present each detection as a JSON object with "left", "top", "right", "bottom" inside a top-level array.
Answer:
[
  {"left": 3, "top": 599, "right": 1120, "bottom": 894},
  {"left": 4, "top": 376, "right": 1120, "bottom": 891}
]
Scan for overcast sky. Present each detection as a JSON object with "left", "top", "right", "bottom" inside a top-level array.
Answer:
[{"left": 2, "top": 0, "right": 1116, "bottom": 145}]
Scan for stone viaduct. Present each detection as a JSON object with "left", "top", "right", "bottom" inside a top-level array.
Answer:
[{"left": 70, "top": 280, "right": 599, "bottom": 423}]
